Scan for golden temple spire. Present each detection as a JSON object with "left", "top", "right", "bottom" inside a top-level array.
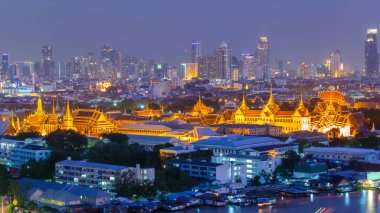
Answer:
[
  {"left": 10, "top": 109, "right": 16, "bottom": 129},
  {"left": 52, "top": 97, "right": 56, "bottom": 115},
  {"left": 268, "top": 84, "right": 275, "bottom": 105},
  {"left": 145, "top": 101, "right": 150, "bottom": 110},
  {"left": 62, "top": 98, "right": 75, "bottom": 130},
  {"left": 36, "top": 96, "right": 44, "bottom": 114},
  {"left": 299, "top": 92, "right": 305, "bottom": 108},
  {"left": 240, "top": 91, "right": 249, "bottom": 111},
  {"left": 16, "top": 116, "right": 20, "bottom": 131},
  {"left": 65, "top": 99, "right": 73, "bottom": 118},
  {"left": 198, "top": 92, "right": 202, "bottom": 105}
]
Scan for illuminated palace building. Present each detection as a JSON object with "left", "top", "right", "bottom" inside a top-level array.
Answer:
[
  {"left": 21, "top": 97, "right": 60, "bottom": 135},
  {"left": 234, "top": 88, "right": 310, "bottom": 133},
  {"left": 234, "top": 90, "right": 366, "bottom": 137},
  {"left": 310, "top": 91, "right": 366, "bottom": 137},
  {"left": 22, "top": 97, "right": 116, "bottom": 136}
]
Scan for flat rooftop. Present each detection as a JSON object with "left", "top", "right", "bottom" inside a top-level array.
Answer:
[
  {"left": 305, "top": 147, "right": 379, "bottom": 154},
  {"left": 57, "top": 160, "right": 129, "bottom": 171}
]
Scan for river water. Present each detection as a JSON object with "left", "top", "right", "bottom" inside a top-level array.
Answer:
[{"left": 182, "top": 190, "right": 380, "bottom": 213}]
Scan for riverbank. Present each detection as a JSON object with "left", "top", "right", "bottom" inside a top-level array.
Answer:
[{"left": 174, "top": 190, "right": 379, "bottom": 213}]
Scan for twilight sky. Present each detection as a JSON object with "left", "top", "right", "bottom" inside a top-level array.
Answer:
[{"left": 0, "top": 0, "right": 379, "bottom": 68}]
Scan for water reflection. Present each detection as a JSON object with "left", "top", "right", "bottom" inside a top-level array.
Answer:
[
  {"left": 344, "top": 192, "right": 350, "bottom": 206},
  {"left": 366, "top": 190, "right": 374, "bottom": 213},
  {"left": 183, "top": 190, "right": 379, "bottom": 213}
]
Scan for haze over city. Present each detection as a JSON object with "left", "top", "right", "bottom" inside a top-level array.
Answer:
[
  {"left": 0, "top": 1, "right": 380, "bottom": 213},
  {"left": 0, "top": 0, "right": 379, "bottom": 66}
]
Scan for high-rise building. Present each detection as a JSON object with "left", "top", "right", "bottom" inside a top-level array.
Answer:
[
  {"left": 365, "top": 28, "right": 379, "bottom": 77},
  {"left": 216, "top": 41, "right": 232, "bottom": 80},
  {"left": 278, "top": 60, "right": 285, "bottom": 77},
  {"left": 72, "top": 57, "right": 81, "bottom": 78},
  {"left": 41, "top": 45, "right": 55, "bottom": 80},
  {"left": 1, "top": 53, "right": 9, "bottom": 78},
  {"left": 242, "top": 53, "right": 256, "bottom": 80},
  {"left": 255, "top": 35, "right": 270, "bottom": 81},
  {"left": 185, "top": 63, "right": 198, "bottom": 80},
  {"left": 191, "top": 40, "right": 201, "bottom": 63},
  {"left": 198, "top": 55, "right": 217, "bottom": 80},
  {"left": 231, "top": 56, "right": 239, "bottom": 82},
  {"left": 297, "top": 62, "right": 316, "bottom": 79},
  {"left": 330, "top": 50, "right": 343, "bottom": 78},
  {"left": 100, "top": 45, "right": 121, "bottom": 75},
  {"left": 57, "top": 61, "right": 66, "bottom": 79}
]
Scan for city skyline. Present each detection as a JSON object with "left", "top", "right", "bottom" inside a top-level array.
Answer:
[{"left": 0, "top": 0, "right": 379, "bottom": 67}]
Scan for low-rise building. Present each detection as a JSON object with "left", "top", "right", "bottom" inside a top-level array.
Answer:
[
  {"left": 10, "top": 144, "right": 52, "bottom": 168},
  {"left": 288, "top": 131, "right": 328, "bottom": 144},
  {"left": 167, "top": 159, "right": 247, "bottom": 185},
  {"left": 118, "top": 124, "right": 172, "bottom": 136},
  {"left": 127, "top": 134, "right": 181, "bottom": 149},
  {"left": 56, "top": 159, "right": 155, "bottom": 192},
  {"left": 20, "top": 178, "right": 112, "bottom": 211},
  {"left": 212, "top": 154, "right": 278, "bottom": 180},
  {"left": 160, "top": 145, "right": 197, "bottom": 158},
  {"left": 212, "top": 124, "right": 282, "bottom": 137},
  {"left": 193, "top": 134, "right": 284, "bottom": 156},
  {"left": 0, "top": 138, "right": 22, "bottom": 165},
  {"left": 304, "top": 147, "right": 380, "bottom": 164}
]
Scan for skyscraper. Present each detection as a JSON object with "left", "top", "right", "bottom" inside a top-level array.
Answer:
[
  {"left": 185, "top": 63, "right": 198, "bottom": 80},
  {"left": 191, "top": 40, "right": 201, "bottom": 63},
  {"left": 255, "top": 35, "right": 270, "bottom": 81},
  {"left": 216, "top": 41, "right": 232, "bottom": 80},
  {"left": 330, "top": 50, "right": 342, "bottom": 78},
  {"left": 198, "top": 55, "right": 217, "bottom": 80},
  {"left": 1, "top": 53, "right": 9, "bottom": 77},
  {"left": 41, "top": 45, "right": 55, "bottom": 80},
  {"left": 365, "top": 28, "right": 379, "bottom": 77},
  {"left": 231, "top": 56, "right": 239, "bottom": 82},
  {"left": 242, "top": 53, "right": 256, "bottom": 80}
]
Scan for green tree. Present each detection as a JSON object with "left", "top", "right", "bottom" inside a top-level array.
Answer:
[
  {"left": 145, "top": 143, "right": 173, "bottom": 169},
  {"left": 113, "top": 170, "right": 156, "bottom": 199},
  {"left": 278, "top": 150, "right": 301, "bottom": 178},
  {"left": 101, "top": 133, "right": 129, "bottom": 144},
  {"left": 260, "top": 170, "right": 272, "bottom": 184},
  {"left": 25, "top": 201, "right": 38, "bottom": 211},
  {"left": 45, "top": 130, "right": 88, "bottom": 159},
  {"left": 4, "top": 131, "right": 41, "bottom": 141},
  {"left": 154, "top": 167, "right": 197, "bottom": 192},
  {"left": 87, "top": 140, "right": 149, "bottom": 167},
  {"left": 40, "top": 205, "right": 58, "bottom": 212},
  {"left": 297, "top": 139, "right": 308, "bottom": 153},
  {"left": 249, "top": 175, "right": 261, "bottom": 186},
  {"left": 0, "top": 164, "right": 10, "bottom": 195}
]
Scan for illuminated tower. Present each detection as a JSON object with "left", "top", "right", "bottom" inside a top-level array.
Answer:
[
  {"left": 255, "top": 35, "right": 270, "bottom": 81},
  {"left": 41, "top": 45, "right": 55, "bottom": 80},
  {"left": 185, "top": 63, "right": 198, "bottom": 80},
  {"left": 191, "top": 40, "right": 201, "bottom": 63},
  {"left": 1, "top": 53, "right": 9, "bottom": 78},
  {"left": 330, "top": 50, "right": 342, "bottom": 78},
  {"left": 365, "top": 28, "right": 379, "bottom": 77},
  {"left": 216, "top": 41, "right": 232, "bottom": 80},
  {"left": 242, "top": 53, "right": 256, "bottom": 80},
  {"left": 62, "top": 99, "right": 75, "bottom": 130}
]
